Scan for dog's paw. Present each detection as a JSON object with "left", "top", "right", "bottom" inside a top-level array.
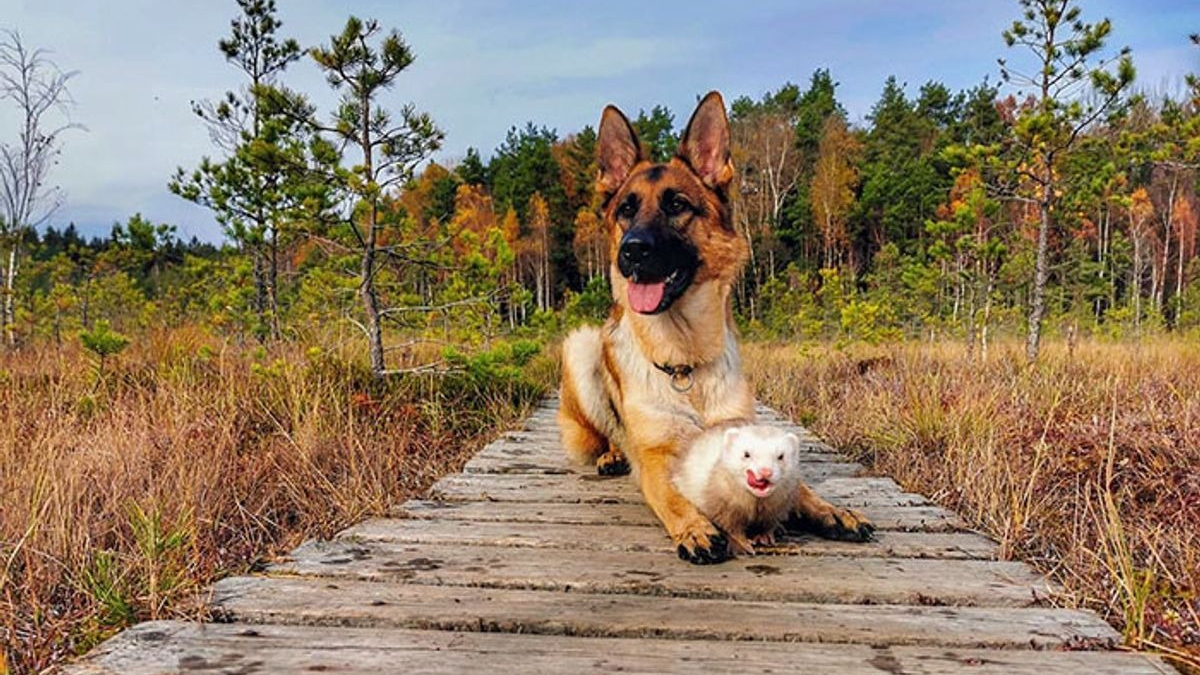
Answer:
[
  {"left": 674, "top": 520, "right": 733, "bottom": 565},
  {"left": 789, "top": 507, "right": 876, "bottom": 542},
  {"left": 595, "top": 448, "right": 630, "bottom": 477}
]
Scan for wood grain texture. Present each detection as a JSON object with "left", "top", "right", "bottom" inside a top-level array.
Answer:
[
  {"left": 430, "top": 473, "right": 931, "bottom": 506},
  {"left": 338, "top": 517, "right": 998, "bottom": 558},
  {"left": 66, "top": 621, "right": 1173, "bottom": 675},
  {"left": 463, "top": 443, "right": 841, "bottom": 475},
  {"left": 210, "top": 576, "right": 1120, "bottom": 648},
  {"left": 395, "top": 499, "right": 965, "bottom": 531},
  {"left": 270, "top": 539, "right": 1055, "bottom": 606}
]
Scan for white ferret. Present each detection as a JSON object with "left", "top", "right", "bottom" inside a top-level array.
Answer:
[{"left": 673, "top": 424, "right": 803, "bottom": 555}]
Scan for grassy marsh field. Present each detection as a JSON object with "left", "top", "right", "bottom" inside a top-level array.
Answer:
[
  {"left": 0, "top": 328, "right": 551, "bottom": 672},
  {"left": 746, "top": 339, "right": 1200, "bottom": 670}
]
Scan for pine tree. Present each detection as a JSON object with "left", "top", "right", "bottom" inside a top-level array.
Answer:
[
  {"left": 858, "top": 77, "right": 943, "bottom": 259},
  {"left": 170, "top": 0, "right": 303, "bottom": 340},
  {"left": 308, "top": 16, "right": 444, "bottom": 375},
  {"left": 998, "top": 0, "right": 1135, "bottom": 360},
  {"left": 631, "top": 105, "right": 677, "bottom": 163}
]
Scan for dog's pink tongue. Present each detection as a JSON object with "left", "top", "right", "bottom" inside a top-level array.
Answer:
[{"left": 628, "top": 281, "right": 665, "bottom": 313}]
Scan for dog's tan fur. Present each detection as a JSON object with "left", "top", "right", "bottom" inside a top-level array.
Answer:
[{"left": 559, "top": 92, "right": 872, "bottom": 561}]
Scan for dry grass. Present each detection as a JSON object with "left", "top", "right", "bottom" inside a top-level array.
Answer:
[
  {"left": 0, "top": 326, "right": 552, "bottom": 674},
  {"left": 745, "top": 338, "right": 1200, "bottom": 672}
]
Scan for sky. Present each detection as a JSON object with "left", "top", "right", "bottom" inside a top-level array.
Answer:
[{"left": 2, "top": 0, "right": 1197, "bottom": 243}]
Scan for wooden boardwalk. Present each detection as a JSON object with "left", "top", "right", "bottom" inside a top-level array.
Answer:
[{"left": 68, "top": 397, "right": 1176, "bottom": 674}]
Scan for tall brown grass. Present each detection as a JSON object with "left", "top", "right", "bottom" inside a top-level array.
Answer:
[
  {"left": 0, "top": 326, "right": 551, "bottom": 673},
  {"left": 745, "top": 339, "right": 1200, "bottom": 671}
]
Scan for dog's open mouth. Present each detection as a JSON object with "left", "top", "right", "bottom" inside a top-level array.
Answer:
[{"left": 627, "top": 267, "right": 692, "bottom": 314}]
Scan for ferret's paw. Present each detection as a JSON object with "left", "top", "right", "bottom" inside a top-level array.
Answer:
[
  {"left": 728, "top": 533, "right": 756, "bottom": 555},
  {"left": 595, "top": 448, "right": 630, "bottom": 477},
  {"left": 751, "top": 531, "right": 777, "bottom": 547},
  {"left": 674, "top": 519, "right": 733, "bottom": 565}
]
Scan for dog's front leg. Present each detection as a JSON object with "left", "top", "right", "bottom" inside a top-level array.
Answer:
[{"left": 636, "top": 443, "right": 732, "bottom": 564}]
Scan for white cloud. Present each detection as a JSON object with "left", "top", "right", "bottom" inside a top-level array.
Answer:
[{"left": 2, "top": 0, "right": 1194, "bottom": 242}]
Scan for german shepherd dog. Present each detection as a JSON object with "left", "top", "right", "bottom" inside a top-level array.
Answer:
[{"left": 558, "top": 92, "right": 875, "bottom": 564}]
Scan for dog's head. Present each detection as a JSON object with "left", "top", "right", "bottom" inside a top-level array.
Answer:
[{"left": 597, "top": 92, "right": 748, "bottom": 315}]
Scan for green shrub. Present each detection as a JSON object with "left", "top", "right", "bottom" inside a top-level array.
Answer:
[
  {"left": 562, "top": 276, "right": 612, "bottom": 328},
  {"left": 79, "top": 321, "right": 131, "bottom": 389},
  {"left": 839, "top": 300, "right": 902, "bottom": 344}
]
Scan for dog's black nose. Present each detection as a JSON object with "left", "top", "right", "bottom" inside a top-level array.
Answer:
[
  {"left": 618, "top": 231, "right": 655, "bottom": 268},
  {"left": 618, "top": 225, "right": 688, "bottom": 283}
]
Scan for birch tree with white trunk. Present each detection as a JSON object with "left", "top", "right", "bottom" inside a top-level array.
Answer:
[{"left": 0, "top": 29, "right": 79, "bottom": 347}]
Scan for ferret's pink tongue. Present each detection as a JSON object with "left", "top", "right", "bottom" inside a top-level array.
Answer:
[
  {"left": 746, "top": 470, "right": 771, "bottom": 491},
  {"left": 628, "top": 281, "right": 665, "bottom": 313}
]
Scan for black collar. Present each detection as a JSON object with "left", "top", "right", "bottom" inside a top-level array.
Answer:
[{"left": 654, "top": 362, "right": 695, "bottom": 393}]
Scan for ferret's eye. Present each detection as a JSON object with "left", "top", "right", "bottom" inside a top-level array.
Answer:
[
  {"left": 777, "top": 454, "right": 784, "bottom": 461},
  {"left": 743, "top": 451, "right": 750, "bottom": 459}
]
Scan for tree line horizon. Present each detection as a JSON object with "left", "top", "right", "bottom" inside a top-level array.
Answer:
[{"left": 2, "top": 0, "right": 1198, "bottom": 371}]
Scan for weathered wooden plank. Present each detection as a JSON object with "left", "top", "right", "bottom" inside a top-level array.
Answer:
[
  {"left": 510, "top": 400, "right": 831, "bottom": 444},
  {"left": 468, "top": 439, "right": 561, "bottom": 459},
  {"left": 397, "top": 499, "right": 966, "bottom": 532},
  {"left": 472, "top": 440, "right": 835, "bottom": 462},
  {"left": 496, "top": 416, "right": 827, "bottom": 443},
  {"left": 459, "top": 404, "right": 854, "bottom": 490},
  {"left": 463, "top": 454, "right": 855, "bottom": 475},
  {"left": 65, "top": 395, "right": 1167, "bottom": 675},
  {"left": 430, "top": 473, "right": 929, "bottom": 507},
  {"left": 465, "top": 443, "right": 843, "bottom": 475},
  {"left": 462, "top": 455, "right": 576, "bottom": 475},
  {"left": 66, "top": 621, "right": 1171, "bottom": 675},
  {"left": 338, "top": 517, "right": 997, "bottom": 559},
  {"left": 211, "top": 576, "right": 1118, "bottom": 649},
  {"left": 469, "top": 415, "right": 838, "bottom": 475},
  {"left": 536, "top": 423, "right": 821, "bottom": 445},
  {"left": 270, "top": 540, "right": 1055, "bottom": 606},
  {"left": 485, "top": 427, "right": 826, "bottom": 448}
]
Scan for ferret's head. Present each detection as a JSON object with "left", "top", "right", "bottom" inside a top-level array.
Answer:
[{"left": 720, "top": 425, "right": 800, "bottom": 498}]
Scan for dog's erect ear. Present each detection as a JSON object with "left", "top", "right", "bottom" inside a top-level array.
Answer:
[
  {"left": 597, "top": 105, "right": 643, "bottom": 198},
  {"left": 677, "top": 91, "right": 733, "bottom": 191}
]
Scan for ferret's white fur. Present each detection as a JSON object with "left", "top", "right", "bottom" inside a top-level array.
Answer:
[{"left": 673, "top": 424, "right": 802, "bottom": 553}]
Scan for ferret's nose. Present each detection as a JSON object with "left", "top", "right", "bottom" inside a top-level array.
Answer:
[{"left": 757, "top": 467, "right": 774, "bottom": 481}]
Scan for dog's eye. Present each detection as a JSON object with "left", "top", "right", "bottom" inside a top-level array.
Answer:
[
  {"left": 777, "top": 454, "right": 784, "bottom": 461},
  {"left": 663, "top": 193, "right": 691, "bottom": 217},
  {"left": 743, "top": 451, "right": 750, "bottom": 459},
  {"left": 616, "top": 196, "right": 638, "bottom": 220}
]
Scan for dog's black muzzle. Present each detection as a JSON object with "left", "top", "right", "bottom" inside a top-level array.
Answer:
[{"left": 617, "top": 224, "right": 699, "bottom": 314}]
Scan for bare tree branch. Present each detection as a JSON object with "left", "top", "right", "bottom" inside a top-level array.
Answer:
[{"left": 0, "top": 29, "right": 81, "bottom": 346}]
